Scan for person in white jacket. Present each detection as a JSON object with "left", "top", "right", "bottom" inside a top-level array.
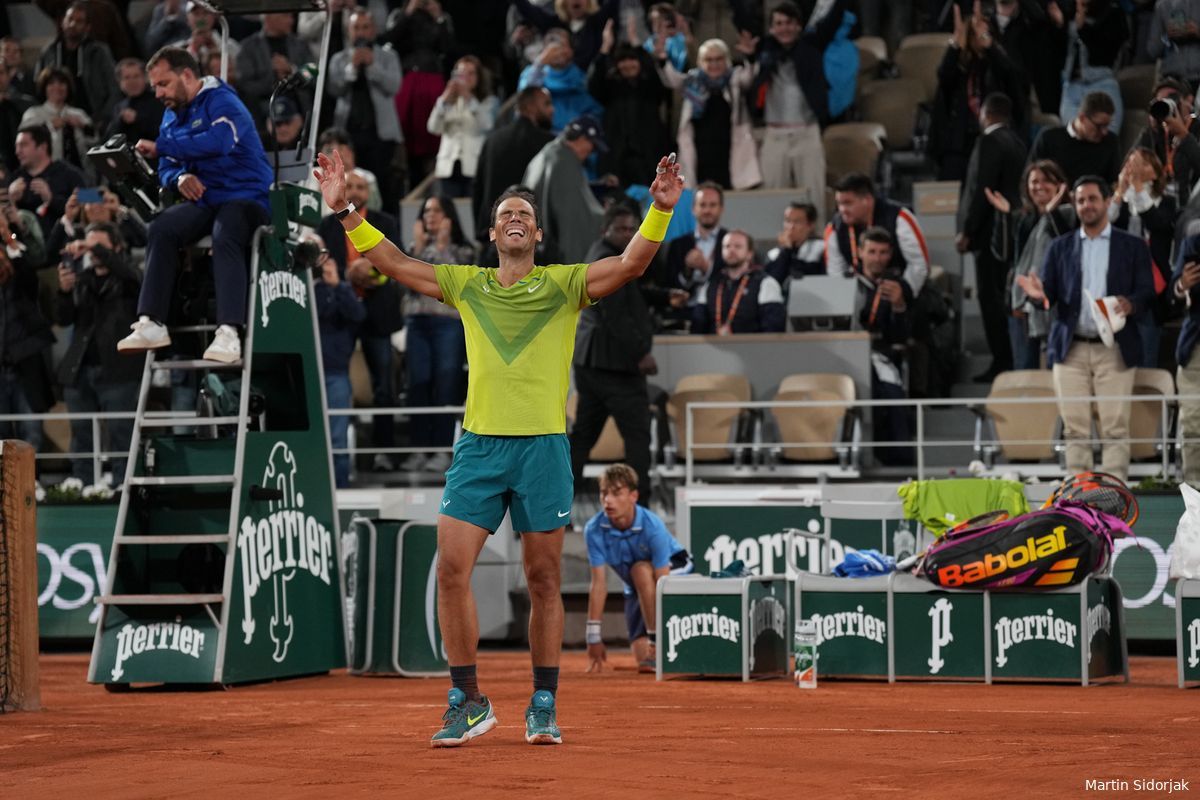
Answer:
[
  {"left": 326, "top": 10, "right": 403, "bottom": 212},
  {"left": 427, "top": 55, "right": 498, "bottom": 198}
]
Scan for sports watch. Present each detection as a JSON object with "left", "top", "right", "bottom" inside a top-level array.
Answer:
[{"left": 334, "top": 202, "right": 356, "bottom": 221}]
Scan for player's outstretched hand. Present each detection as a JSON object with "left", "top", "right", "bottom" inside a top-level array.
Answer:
[
  {"left": 586, "top": 641, "right": 607, "bottom": 673},
  {"left": 313, "top": 150, "right": 349, "bottom": 213},
  {"left": 649, "top": 153, "right": 684, "bottom": 212}
]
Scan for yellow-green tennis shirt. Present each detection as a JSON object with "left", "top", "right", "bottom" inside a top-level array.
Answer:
[{"left": 434, "top": 263, "right": 592, "bottom": 435}]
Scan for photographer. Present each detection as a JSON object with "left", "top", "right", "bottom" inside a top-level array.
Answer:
[
  {"left": 55, "top": 221, "right": 141, "bottom": 485},
  {"left": 118, "top": 47, "right": 273, "bottom": 364},
  {"left": 1136, "top": 78, "right": 1200, "bottom": 205},
  {"left": 47, "top": 186, "right": 147, "bottom": 262},
  {"left": 305, "top": 231, "right": 365, "bottom": 488}
]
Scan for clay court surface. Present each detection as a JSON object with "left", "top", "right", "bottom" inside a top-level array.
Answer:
[{"left": 1, "top": 651, "right": 1196, "bottom": 798}]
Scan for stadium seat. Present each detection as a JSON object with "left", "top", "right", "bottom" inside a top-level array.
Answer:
[
  {"left": 974, "top": 370, "right": 1061, "bottom": 465},
  {"left": 855, "top": 35, "right": 889, "bottom": 64},
  {"left": 823, "top": 122, "right": 886, "bottom": 187},
  {"left": 770, "top": 373, "right": 857, "bottom": 464},
  {"left": 1129, "top": 367, "right": 1175, "bottom": 463},
  {"left": 565, "top": 393, "right": 626, "bottom": 461},
  {"left": 894, "top": 43, "right": 947, "bottom": 104},
  {"left": 858, "top": 79, "right": 924, "bottom": 150},
  {"left": 1117, "top": 63, "right": 1158, "bottom": 116},
  {"left": 666, "top": 374, "right": 751, "bottom": 462}
]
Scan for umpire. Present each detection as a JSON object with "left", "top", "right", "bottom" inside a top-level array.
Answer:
[{"left": 570, "top": 204, "right": 654, "bottom": 504}]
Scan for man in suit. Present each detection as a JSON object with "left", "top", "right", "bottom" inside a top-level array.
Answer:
[
  {"left": 957, "top": 92, "right": 1028, "bottom": 382},
  {"left": 664, "top": 181, "right": 728, "bottom": 301},
  {"left": 471, "top": 86, "right": 554, "bottom": 246},
  {"left": 318, "top": 167, "right": 403, "bottom": 471},
  {"left": 571, "top": 204, "right": 654, "bottom": 502},
  {"left": 1170, "top": 231, "right": 1200, "bottom": 486},
  {"left": 1019, "top": 176, "right": 1156, "bottom": 481}
]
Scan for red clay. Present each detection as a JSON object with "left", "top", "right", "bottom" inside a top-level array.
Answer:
[{"left": 1, "top": 651, "right": 1196, "bottom": 799}]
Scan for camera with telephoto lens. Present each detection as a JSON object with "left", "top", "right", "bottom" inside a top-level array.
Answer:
[
  {"left": 1150, "top": 94, "right": 1181, "bottom": 122},
  {"left": 293, "top": 240, "right": 325, "bottom": 279}
]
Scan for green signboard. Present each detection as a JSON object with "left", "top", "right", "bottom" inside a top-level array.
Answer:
[
  {"left": 90, "top": 605, "right": 219, "bottom": 684},
  {"left": 36, "top": 505, "right": 117, "bottom": 639},
  {"left": 1177, "top": 581, "right": 1200, "bottom": 687},
  {"left": 892, "top": 589, "right": 986, "bottom": 680},
  {"left": 661, "top": 593, "right": 744, "bottom": 676},
  {"left": 395, "top": 523, "right": 448, "bottom": 675},
  {"left": 795, "top": 577, "right": 890, "bottom": 679},
  {"left": 747, "top": 578, "right": 789, "bottom": 678},
  {"left": 989, "top": 593, "right": 1084, "bottom": 680}
]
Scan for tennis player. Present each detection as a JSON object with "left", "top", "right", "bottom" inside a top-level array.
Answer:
[{"left": 313, "top": 150, "right": 684, "bottom": 747}]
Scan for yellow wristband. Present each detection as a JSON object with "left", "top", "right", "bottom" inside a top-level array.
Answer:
[
  {"left": 346, "top": 219, "right": 385, "bottom": 252},
  {"left": 638, "top": 205, "right": 673, "bottom": 242}
]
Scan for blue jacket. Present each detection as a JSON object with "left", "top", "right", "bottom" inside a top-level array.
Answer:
[
  {"left": 1040, "top": 226, "right": 1156, "bottom": 369},
  {"left": 156, "top": 77, "right": 273, "bottom": 210},
  {"left": 1171, "top": 235, "right": 1200, "bottom": 367},
  {"left": 517, "top": 63, "right": 602, "bottom": 134}
]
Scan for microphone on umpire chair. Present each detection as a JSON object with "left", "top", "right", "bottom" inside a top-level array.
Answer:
[{"left": 278, "top": 62, "right": 319, "bottom": 92}]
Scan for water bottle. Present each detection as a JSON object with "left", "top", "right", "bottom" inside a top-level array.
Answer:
[{"left": 794, "top": 619, "right": 818, "bottom": 689}]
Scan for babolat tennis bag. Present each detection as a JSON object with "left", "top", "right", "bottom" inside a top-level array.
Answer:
[{"left": 919, "top": 473, "right": 1137, "bottom": 590}]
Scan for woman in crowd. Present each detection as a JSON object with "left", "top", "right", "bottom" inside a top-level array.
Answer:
[
  {"left": 20, "top": 67, "right": 95, "bottom": 175},
  {"left": 402, "top": 194, "right": 472, "bottom": 473},
  {"left": 659, "top": 37, "right": 760, "bottom": 190},
  {"left": 426, "top": 55, "right": 498, "bottom": 199},
  {"left": 1109, "top": 147, "right": 1177, "bottom": 368},
  {"left": 987, "top": 158, "right": 1074, "bottom": 370},
  {"left": 511, "top": 0, "right": 621, "bottom": 70}
]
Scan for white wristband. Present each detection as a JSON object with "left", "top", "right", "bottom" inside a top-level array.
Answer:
[{"left": 586, "top": 620, "right": 602, "bottom": 645}]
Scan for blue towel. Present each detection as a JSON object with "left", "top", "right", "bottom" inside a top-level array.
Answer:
[{"left": 833, "top": 549, "right": 896, "bottom": 578}]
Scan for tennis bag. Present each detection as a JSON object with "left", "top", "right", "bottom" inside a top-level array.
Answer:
[{"left": 920, "top": 504, "right": 1132, "bottom": 590}]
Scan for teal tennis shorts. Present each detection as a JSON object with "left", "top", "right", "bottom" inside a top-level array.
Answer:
[{"left": 440, "top": 432, "right": 574, "bottom": 533}]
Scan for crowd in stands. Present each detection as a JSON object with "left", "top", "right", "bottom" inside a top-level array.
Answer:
[{"left": 2, "top": 0, "right": 1200, "bottom": 487}]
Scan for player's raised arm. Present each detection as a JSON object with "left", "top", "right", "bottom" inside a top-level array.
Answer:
[
  {"left": 585, "top": 154, "right": 685, "bottom": 299},
  {"left": 313, "top": 150, "right": 442, "bottom": 300}
]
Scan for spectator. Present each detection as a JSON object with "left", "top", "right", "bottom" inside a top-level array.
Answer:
[
  {"left": 21, "top": 67, "right": 96, "bottom": 174},
  {"left": 118, "top": 47, "right": 273, "bottom": 363},
  {"left": 746, "top": 0, "right": 847, "bottom": 204},
  {"left": 991, "top": 0, "right": 1056, "bottom": 119},
  {"left": 35, "top": 1, "right": 121, "bottom": 131},
  {"left": 764, "top": 201, "right": 824, "bottom": 286},
  {"left": 854, "top": 226, "right": 915, "bottom": 466},
  {"left": 512, "top": 0, "right": 621, "bottom": 71},
  {"left": 0, "top": 60, "right": 33, "bottom": 173},
  {"left": 306, "top": 129, "right": 382, "bottom": 211},
  {"left": 106, "top": 58, "right": 165, "bottom": 145},
  {"left": 48, "top": 185, "right": 147, "bottom": 260},
  {"left": 988, "top": 158, "right": 1074, "bottom": 370},
  {"left": 588, "top": 35, "right": 671, "bottom": 191},
  {"left": 1051, "top": 0, "right": 1128, "bottom": 131},
  {"left": 35, "top": 0, "right": 137, "bottom": 62},
  {"left": 54, "top": 220, "right": 140, "bottom": 484},
  {"left": 825, "top": 172, "right": 929, "bottom": 295},
  {"left": 471, "top": 86, "right": 555, "bottom": 244},
  {"left": 664, "top": 181, "right": 727, "bottom": 296},
  {"left": 8, "top": 123, "right": 86, "bottom": 240},
  {"left": 642, "top": 2, "right": 689, "bottom": 72},
  {"left": 385, "top": 0, "right": 455, "bottom": 189},
  {"left": 1027, "top": 90, "right": 1121, "bottom": 186},
  {"left": 519, "top": 27, "right": 603, "bottom": 136},
  {"left": 1136, "top": 78, "right": 1200, "bottom": 206},
  {"left": 930, "top": 3, "right": 1027, "bottom": 181},
  {"left": 692, "top": 229, "right": 786, "bottom": 334},
  {"left": 318, "top": 167, "right": 403, "bottom": 472},
  {"left": 403, "top": 194, "right": 471, "bottom": 473},
  {"left": 236, "top": 12, "right": 313, "bottom": 124},
  {"left": 1018, "top": 176, "right": 1156, "bottom": 482},
  {"left": 957, "top": 92, "right": 1028, "bottom": 382},
  {"left": 0, "top": 213, "right": 54, "bottom": 453},
  {"left": 428, "top": 56, "right": 498, "bottom": 200},
  {"left": 1146, "top": 0, "right": 1200, "bottom": 92},
  {"left": 1109, "top": 147, "right": 1176, "bottom": 368},
  {"left": 583, "top": 463, "right": 692, "bottom": 674},
  {"left": 1172, "top": 233, "right": 1200, "bottom": 485},
  {"left": 309, "top": 230, "right": 365, "bottom": 487},
  {"left": 523, "top": 113, "right": 606, "bottom": 262},
  {"left": 660, "top": 37, "right": 760, "bottom": 191},
  {"left": 571, "top": 204, "right": 654, "bottom": 500},
  {"left": 261, "top": 95, "right": 304, "bottom": 151},
  {"left": 145, "top": 0, "right": 191, "bottom": 56},
  {"left": 857, "top": 0, "right": 912, "bottom": 55},
  {"left": 327, "top": 9, "right": 403, "bottom": 213},
  {"left": 1, "top": 38, "right": 36, "bottom": 98},
  {"left": 171, "top": 1, "right": 241, "bottom": 65},
  {"left": 0, "top": 166, "right": 48, "bottom": 269}
]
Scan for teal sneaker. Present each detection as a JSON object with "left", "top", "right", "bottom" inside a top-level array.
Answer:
[
  {"left": 431, "top": 688, "right": 496, "bottom": 748},
  {"left": 524, "top": 690, "right": 562, "bottom": 745}
]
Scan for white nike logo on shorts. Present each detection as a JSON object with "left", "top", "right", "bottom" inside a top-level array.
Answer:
[{"left": 557, "top": 510, "right": 570, "bottom": 518}]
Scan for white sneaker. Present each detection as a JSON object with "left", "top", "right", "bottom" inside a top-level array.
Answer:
[
  {"left": 424, "top": 452, "right": 452, "bottom": 474},
  {"left": 203, "top": 325, "right": 241, "bottom": 363},
  {"left": 117, "top": 316, "right": 171, "bottom": 353},
  {"left": 372, "top": 453, "right": 395, "bottom": 472}
]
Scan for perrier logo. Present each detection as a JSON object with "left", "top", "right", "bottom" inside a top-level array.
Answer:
[{"left": 459, "top": 274, "right": 569, "bottom": 364}]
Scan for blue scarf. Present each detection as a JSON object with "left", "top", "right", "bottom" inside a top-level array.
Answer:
[{"left": 682, "top": 68, "right": 732, "bottom": 120}]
